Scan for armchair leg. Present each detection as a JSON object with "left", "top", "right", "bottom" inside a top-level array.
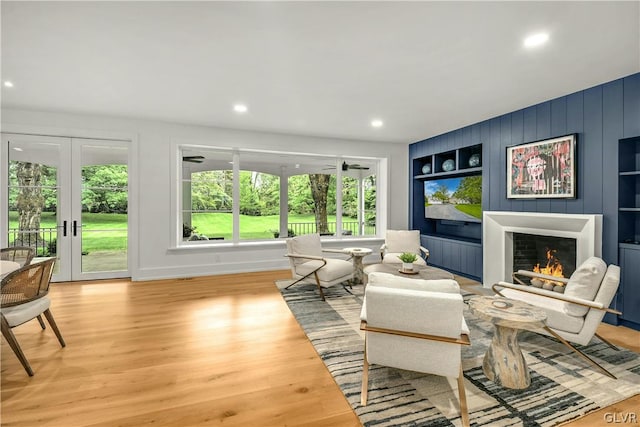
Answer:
[
  {"left": 457, "top": 365, "right": 470, "bottom": 427},
  {"left": 43, "top": 309, "right": 66, "bottom": 347},
  {"left": 544, "top": 327, "right": 616, "bottom": 379},
  {"left": 595, "top": 332, "right": 620, "bottom": 351},
  {"left": 1, "top": 314, "right": 34, "bottom": 376},
  {"left": 314, "top": 272, "right": 325, "bottom": 301},
  {"left": 361, "top": 337, "right": 369, "bottom": 406}
]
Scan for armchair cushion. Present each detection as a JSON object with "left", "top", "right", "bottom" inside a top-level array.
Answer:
[
  {"left": 296, "top": 258, "right": 353, "bottom": 285},
  {"left": 368, "top": 272, "right": 459, "bottom": 294},
  {"left": 289, "top": 234, "right": 323, "bottom": 265},
  {"left": 563, "top": 257, "right": 607, "bottom": 317},
  {"left": 499, "top": 288, "right": 584, "bottom": 333},
  {"left": 385, "top": 230, "right": 421, "bottom": 253}
]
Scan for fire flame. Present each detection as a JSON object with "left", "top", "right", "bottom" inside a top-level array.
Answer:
[{"left": 533, "top": 249, "right": 565, "bottom": 287}]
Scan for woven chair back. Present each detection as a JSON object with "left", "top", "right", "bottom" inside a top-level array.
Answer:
[
  {"left": 0, "top": 247, "right": 36, "bottom": 267},
  {"left": 1, "top": 258, "right": 56, "bottom": 308}
]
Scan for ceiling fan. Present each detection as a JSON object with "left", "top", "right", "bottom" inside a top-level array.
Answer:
[
  {"left": 323, "top": 161, "right": 370, "bottom": 171},
  {"left": 183, "top": 155, "right": 205, "bottom": 163}
]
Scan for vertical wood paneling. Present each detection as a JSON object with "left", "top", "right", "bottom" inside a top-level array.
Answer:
[
  {"left": 566, "top": 91, "right": 585, "bottom": 213},
  {"left": 603, "top": 80, "right": 624, "bottom": 263},
  {"left": 583, "top": 86, "right": 604, "bottom": 214},
  {"left": 409, "top": 72, "right": 639, "bottom": 278},
  {"left": 489, "top": 118, "right": 501, "bottom": 210},
  {"left": 550, "top": 97, "right": 568, "bottom": 213},
  {"left": 499, "top": 115, "right": 511, "bottom": 211},
  {"left": 536, "top": 102, "right": 552, "bottom": 213},
  {"left": 481, "top": 122, "right": 491, "bottom": 214},
  {"left": 624, "top": 74, "right": 640, "bottom": 138},
  {"left": 510, "top": 110, "right": 525, "bottom": 212}
]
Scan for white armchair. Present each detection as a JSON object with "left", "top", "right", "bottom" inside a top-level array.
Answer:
[
  {"left": 360, "top": 272, "right": 470, "bottom": 427},
  {"left": 285, "top": 234, "right": 354, "bottom": 300},
  {"left": 492, "top": 256, "right": 621, "bottom": 379},
  {"left": 380, "top": 230, "right": 429, "bottom": 265}
]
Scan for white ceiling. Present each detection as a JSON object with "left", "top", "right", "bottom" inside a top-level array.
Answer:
[{"left": 1, "top": 1, "right": 638, "bottom": 144}]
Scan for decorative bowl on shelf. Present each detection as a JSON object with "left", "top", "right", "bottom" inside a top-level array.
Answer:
[
  {"left": 468, "top": 154, "right": 481, "bottom": 167},
  {"left": 442, "top": 159, "right": 455, "bottom": 172},
  {"left": 421, "top": 163, "right": 431, "bottom": 174}
]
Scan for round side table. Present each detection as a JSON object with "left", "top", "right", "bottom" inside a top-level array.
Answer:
[
  {"left": 342, "top": 247, "right": 372, "bottom": 285},
  {"left": 468, "top": 295, "right": 547, "bottom": 389}
]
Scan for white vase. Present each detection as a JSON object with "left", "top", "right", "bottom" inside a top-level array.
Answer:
[{"left": 402, "top": 262, "right": 413, "bottom": 271}]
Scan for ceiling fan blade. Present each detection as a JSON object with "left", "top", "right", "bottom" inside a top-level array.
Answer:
[{"left": 183, "top": 155, "right": 205, "bottom": 163}]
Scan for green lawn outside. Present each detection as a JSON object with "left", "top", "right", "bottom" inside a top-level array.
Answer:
[
  {"left": 9, "top": 212, "right": 365, "bottom": 249},
  {"left": 9, "top": 211, "right": 128, "bottom": 252},
  {"left": 192, "top": 213, "right": 344, "bottom": 239}
]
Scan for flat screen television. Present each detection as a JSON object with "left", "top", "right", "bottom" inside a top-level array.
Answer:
[{"left": 424, "top": 175, "right": 482, "bottom": 223}]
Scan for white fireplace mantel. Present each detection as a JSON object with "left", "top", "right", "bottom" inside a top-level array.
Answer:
[{"left": 482, "top": 211, "right": 602, "bottom": 288}]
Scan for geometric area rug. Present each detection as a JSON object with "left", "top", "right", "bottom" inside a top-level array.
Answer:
[{"left": 276, "top": 281, "right": 640, "bottom": 427}]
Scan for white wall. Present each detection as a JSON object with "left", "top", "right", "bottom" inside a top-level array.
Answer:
[{"left": 2, "top": 108, "right": 409, "bottom": 280}]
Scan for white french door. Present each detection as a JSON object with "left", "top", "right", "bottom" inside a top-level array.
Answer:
[{"left": 1, "top": 133, "right": 130, "bottom": 281}]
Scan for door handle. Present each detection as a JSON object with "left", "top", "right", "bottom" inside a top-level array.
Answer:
[
  {"left": 73, "top": 220, "right": 78, "bottom": 237},
  {"left": 63, "top": 220, "right": 67, "bottom": 237}
]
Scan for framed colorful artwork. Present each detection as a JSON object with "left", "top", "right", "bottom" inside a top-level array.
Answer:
[{"left": 507, "top": 134, "right": 576, "bottom": 199}]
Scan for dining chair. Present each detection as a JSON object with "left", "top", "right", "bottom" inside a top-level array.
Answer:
[
  {"left": 1, "top": 246, "right": 36, "bottom": 267},
  {"left": 1, "top": 258, "right": 66, "bottom": 376}
]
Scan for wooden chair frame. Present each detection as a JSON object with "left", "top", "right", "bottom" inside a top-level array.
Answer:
[
  {"left": 493, "top": 274, "right": 622, "bottom": 379},
  {"left": 1, "top": 259, "right": 66, "bottom": 376},
  {"left": 360, "top": 320, "right": 471, "bottom": 427}
]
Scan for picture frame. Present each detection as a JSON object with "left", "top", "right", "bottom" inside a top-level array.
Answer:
[{"left": 506, "top": 134, "right": 576, "bottom": 199}]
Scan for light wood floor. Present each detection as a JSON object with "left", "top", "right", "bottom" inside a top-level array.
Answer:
[{"left": 2, "top": 270, "right": 638, "bottom": 426}]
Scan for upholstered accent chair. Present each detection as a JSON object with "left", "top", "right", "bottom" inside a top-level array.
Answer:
[
  {"left": 360, "top": 272, "right": 470, "bottom": 427},
  {"left": 285, "top": 234, "right": 354, "bottom": 300},
  {"left": 380, "top": 230, "right": 429, "bottom": 265},
  {"left": 493, "top": 256, "right": 621, "bottom": 379},
  {"left": 1, "top": 259, "right": 65, "bottom": 376},
  {"left": 1, "top": 246, "right": 35, "bottom": 267}
]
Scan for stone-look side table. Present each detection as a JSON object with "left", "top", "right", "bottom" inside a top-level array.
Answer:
[
  {"left": 342, "top": 247, "right": 373, "bottom": 285},
  {"left": 468, "top": 296, "right": 547, "bottom": 389}
]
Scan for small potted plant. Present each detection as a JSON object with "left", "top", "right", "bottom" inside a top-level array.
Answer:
[{"left": 398, "top": 252, "right": 418, "bottom": 271}]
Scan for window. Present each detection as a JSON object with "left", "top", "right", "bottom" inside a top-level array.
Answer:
[{"left": 178, "top": 145, "right": 380, "bottom": 245}]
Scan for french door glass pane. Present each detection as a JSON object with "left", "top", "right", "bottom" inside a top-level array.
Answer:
[
  {"left": 80, "top": 145, "right": 128, "bottom": 273},
  {"left": 7, "top": 140, "right": 61, "bottom": 273}
]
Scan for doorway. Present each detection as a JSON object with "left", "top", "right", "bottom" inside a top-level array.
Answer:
[{"left": 1, "top": 133, "right": 130, "bottom": 281}]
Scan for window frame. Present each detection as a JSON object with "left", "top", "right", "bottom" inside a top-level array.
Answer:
[{"left": 172, "top": 143, "right": 383, "bottom": 248}]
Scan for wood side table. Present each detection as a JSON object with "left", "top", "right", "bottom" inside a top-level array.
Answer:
[{"left": 468, "top": 296, "right": 547, "bottom": 389}]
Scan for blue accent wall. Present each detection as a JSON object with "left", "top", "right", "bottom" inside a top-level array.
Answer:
[{"left": 410, "top": 72, "right": 640, "bottom": 266}]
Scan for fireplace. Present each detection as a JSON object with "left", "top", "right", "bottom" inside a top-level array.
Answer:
[
  {"left": 483, "top": 211, "right": 602, "bottom": 288},
  {"left": 512, "top": 233, "right": 577, "bottom": 291}
]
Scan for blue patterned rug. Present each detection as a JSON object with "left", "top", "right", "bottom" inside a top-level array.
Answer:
[{"left": 277, "top": 282, "right": 640, "bottom": 427}]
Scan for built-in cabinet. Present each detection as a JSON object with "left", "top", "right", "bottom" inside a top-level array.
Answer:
[
  {"left": 618, "top": 136, "right": 640, "bottom": 328},
  {"left": 412, "top": 144, "right": 483, "bottom": 280}
]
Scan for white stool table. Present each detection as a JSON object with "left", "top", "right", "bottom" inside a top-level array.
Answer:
[{"left": 342, "top": 247, "right": 373, "bottom": 285}]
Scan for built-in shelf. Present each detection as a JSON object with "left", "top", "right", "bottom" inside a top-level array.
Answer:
[
  {"left": 618, "top": 136, "right": 640, "bottom": 328},
  {"left": 413, "top": 144, "right": 482, "bottom": 178}
]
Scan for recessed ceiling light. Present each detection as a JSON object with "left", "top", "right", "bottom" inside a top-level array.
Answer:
[
  {"left": 371, "top": 119, "right": 383, "bottom": 128},
  {"left": 233, "top": 104, "right": 248, "bottom": 113},
  {"left": 524, "top": 33, "right": 549, "bottom": 48},
  {"left": 4, "top": 81, "right": 14, "bottom": 88},
  {"left": 12, "top": 147, "right": 23, "bottom": 151}
]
